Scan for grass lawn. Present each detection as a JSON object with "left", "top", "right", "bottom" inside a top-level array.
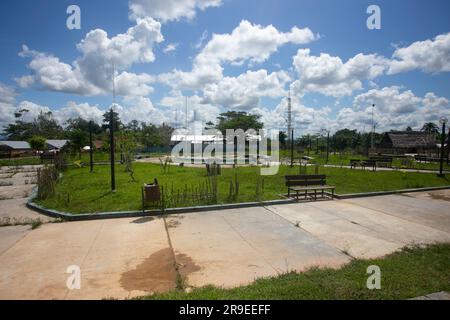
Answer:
[
  {"left": 35, "top": 162, "right": 450, "bottom": 214},
  {"left": 138, "top": 244, "right": 450, "bottom": 300},
  {"left": 280, "top": 150, "right": 450, "bottom": 171},
  {"left": 0, "top": 156, "right": 41, "bottom": 166}
]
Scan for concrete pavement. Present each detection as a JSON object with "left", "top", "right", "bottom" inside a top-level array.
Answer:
[
  {"left": 0, "top": 165, "right": 54, "bottom": 225},
  {"left": 0, "top": 190, "right": 449, "bottom": 299},
  {"left": 0, "top": 225, "right": 31, "bottom": 255},
  {"left": 0, "top": 217, "right": 171, "bottom": 299}
]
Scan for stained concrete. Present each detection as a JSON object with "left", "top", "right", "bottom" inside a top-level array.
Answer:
[
  {"left": 0, "top": 217, "right": 171, "bottom": 300},
  {"left": 0, "top": 190, "right": 449, "bottom": 299}
]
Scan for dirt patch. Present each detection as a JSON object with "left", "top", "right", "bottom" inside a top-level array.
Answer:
[
  {"left": 131, "top": 217, "right": 155, "bottom": 224},
  {"left": 120, "top": 248, "right": 177, "bottom": 293},
  {"left": 429, "top": 192, "right": 450, "bottom": 202},
  {"left": 120, "top": 248, "right": 201, "bottom": 294},
  {"left": 176, "top": 252, "right": 201, "bottom": 277}
]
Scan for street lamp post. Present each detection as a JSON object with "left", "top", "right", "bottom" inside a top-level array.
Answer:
[
  {"left": 110, "top": 62, "right": 116, "bottom": 191},
  {"left": 316, "top": 136, "right": 319, "bottom": 154},
  {"left": 110, "top": 108, "right": 116, "bottom": 191},
  {"left": 308, "top": 135, "right": 311, "bottom": 155},
  {"left": 320, "top": 129, "right": 330, "bottom": 164},
  {"left": 89, "top": 120, "right": 94, "bottom": 173},
  {"left": 290, "top": 129, "right": 294, "bottom": 167},
  {"left": 326, "top": 131, "right": 330, "bottom": 164},
  {"left": 371, "top": 104, "right": 375, "bottom": 150},
  {"left": 447, "top": 128, "right": 450, "bottom": 165},
  {"left": 438, "top": 117, "right": 448, "bottom": 177}
]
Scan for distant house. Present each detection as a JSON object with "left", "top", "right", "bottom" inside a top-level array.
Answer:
[
  {"left": 46, "top": 139, "right": 69, "bottom": 151},
  {"left": 93, "top": 140, "right": 104, "bottom": 150},
  {"left": 0, "top": 141, "right": 32, "bottom": 158},
  {"left": 377, "top": 131, "right": 437, "bottom": 155}
]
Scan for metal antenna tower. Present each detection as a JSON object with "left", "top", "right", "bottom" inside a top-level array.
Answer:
[
  {"left": 287, "top": 88, "right": 293, "bottom": 140},
  {"left": 185, "top": 96, "right": 188, "bottom": 130}
]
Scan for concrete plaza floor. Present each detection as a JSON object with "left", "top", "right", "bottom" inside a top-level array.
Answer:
[
  {"left": 0, "top": 190, "right": 449, "bottom": 300},
  {"left": 0, "top": 165, "right": 54, "bottom": 224}
]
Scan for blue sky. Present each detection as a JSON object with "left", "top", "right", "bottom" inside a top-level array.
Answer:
[{"left": 1, "top": 0, "right": 449, "bottom": 134}]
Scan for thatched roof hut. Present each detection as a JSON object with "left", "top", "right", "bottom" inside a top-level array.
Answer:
[{"left": 377, "top": 131, "right": 437, "bottom": 154}]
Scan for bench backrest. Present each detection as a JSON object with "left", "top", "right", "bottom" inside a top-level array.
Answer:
[
  {"left": 369, "top": 156, "right": 393, "bottom": 162},
  {"left": 415, "top": 155, "right": 427, "bottom": 161},
  {"left": 285, "top": 174, "right": 326, "bottom": 187}
]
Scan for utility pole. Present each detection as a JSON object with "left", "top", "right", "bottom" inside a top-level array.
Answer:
[
  {"left": 110, "top": 62, "right": 116, "bottom": 191},
  {"left": 447, "top": 128, "right": 450, "bottom": 165},
  {"left": 316, "top": 136, "right": 319, "bottom": 154},
  {"left": 438, "top": 117, "right": 448, "bottom": 177},
  {"left": 290, "top": 129, "right": 294, "bottom": 167},
  {"left": 308, "top": 135, "right": 311, "bottom": 155},
  {"left": 371, "top": 104, "right": 375, "bottom": 150},
  {"left": 89, "top": 120, "right": 93, "bottom": 173},
  {"left": 326, "top": 131, "right": 330, "bottom": 164}
]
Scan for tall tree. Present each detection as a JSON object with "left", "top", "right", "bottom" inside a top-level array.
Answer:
[
  {"left": 28, "top": 135, "right": 46, "bottom": 151},
  {"left": 67, "top": 129, "right": 88, "bottom": 159},
  {"left": 65, "top": 117, "right": 101, "bottom": 135},
  {"left": 102, "top": 110, "right": 122, "bottom": 132},
  {"left": 331, "top": 129, "right": 359, "bottom": 151},
  {"left": 215, "top": 111, "right": 264, "bottom": 133},
  {"left": 421, "top": 122, "right": 439, "bottom": 134},
  {"left": 33, "top": 111, "right": 63, "bottom": 138},
  {"left": 3, "top": 110, "right": 62, "bottom": 140},
  {"left": 279, "top": 131, "right": 287, "bottom": 149}
]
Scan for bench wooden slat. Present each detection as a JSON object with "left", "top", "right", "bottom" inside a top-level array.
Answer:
[
  {"left": 285, "top": 174, "right": 335, "bottom": 201},
  {"left": 286, "top": 180, "right": 325, "bottom": 186},
  {"left": 285, "top": 174, "right": 326, "bottom": 180},
  {"left": 289, "top": 186, "right": 335, "bottom": 191}
]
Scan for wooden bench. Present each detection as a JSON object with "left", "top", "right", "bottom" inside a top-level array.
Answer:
[
  {"left": 370, "top": 156, "right": 393, "bottom": 168},
  {"left": 285, "top": 174, "right": 335, "bottom": 201},
  {"left": 350, "top": 159, "right": 362, "bottom": 169},
  {"left": 414, "top": 155, "right": 440, "bottom": 163},
  {"left": 415, "top": 155, "right": 428, "bottom": 162},
  {"left": 360, "top": 159, "right": 376, "bottom": 171}
]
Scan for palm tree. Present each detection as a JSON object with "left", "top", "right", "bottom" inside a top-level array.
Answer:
[{"left": 421, "top": 122, "right": 439, "bottom": 134}]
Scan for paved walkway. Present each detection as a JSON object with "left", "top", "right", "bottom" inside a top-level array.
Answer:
[
  {"left": 0, "top": 190, "right": 449, "bottom": 300},
  {"left": 323, "top": 163, "right": 450, "bottom": 174},
  {"left": 0, "top": 165, "right": 54, "bottom": 225}
]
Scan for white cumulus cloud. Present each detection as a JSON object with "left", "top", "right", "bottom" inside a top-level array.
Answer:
[
  {"left": 202, "top": 70, "right": 291, "bottom": 109},
  {"left": 17, "top": 17, "right": 163, "bottom": 97},
  {"left": 129, "top": 0, "right": 223, "bottom": 22},
  {"left": 161, "top": 20, "right": 316, "bottom": 92},
  {"left": 389, "top": 32, "right": 450, "bottom": 74},
  {"left": 291, "top": 49, "right": 389, "bottom": 97}
]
